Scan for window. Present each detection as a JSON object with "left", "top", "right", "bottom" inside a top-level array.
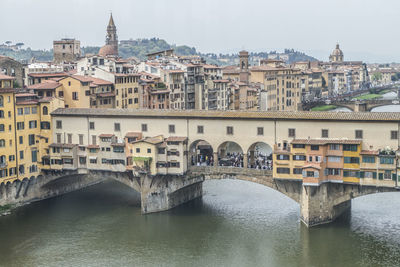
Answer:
[
  {"left": 91, "top": 135, "right": 97, "bottom": 145},
  {"left": 17, "top": 108, "right": 23, "bottom": 115},
  {"left": 41, "top": 121, "right": 50, "bottom": 129},
  {"left": 17, "top": 122, "right": 24, "bottom": 130},
  {"left": 79, "top": 134, "right": 84, "bottom": 145},
  {"left": 0, "top": 124, "right": 4, "bottom": 132},
  {"left": 24, "top": 107, "right": 30, "bottom": 114},
  {"left": 147, "top": 148, "right": 151, "bottom": 153},
  {"left": 277, "top": 154, "right": 290, "bottom": 160},
  {"left": 158, "top": 148, "right": 165, "bottom": 154},
  {"left": 327, "top": 156, "right": 341, "bottom": 162},
  {"left": 292, "top": 144, "right": 305, "bottom": 149},
  {"left": 355, "top": 130, "right": 363, "bottom": 139},
  {"left": 343, "top": 144, "right": 358, "bottom": 151},
  {"left": 226, "top": 126, "right": 233, "bottom": 135},
  {"left": 169, "top": 124, "right": 175, "bottom": 134},
  {"left": 56, "top": 134, "right": 61, "bottom": 143},
  {"left": 31, "top": 107, "right": 37, "bottom": 114},
  {"left": 19, "top": 150, "right": 24, "bottom": 160},
  {"left": 28, "top": 134, "right": 35, "bottom": 145},
  {"left": 58, "top": 91, "right": 64, "bottom": 97},
  {"left": 31, "top": 150, "right": 37, "bottom": 162},
  {"left": 89, "top": 122, "right": 95, "bottom": 130},
  {"left": 85, "top": 90, "right": 90, "bottom": 96},
  {"left": 344, "top": 157, "right": 360, "bottom": 164},
  {"left": 391, "top": 131, "right": 398, "bottom": 140},
  {"left": 311, "top": 145, "right": 319, "bottom": 151},
  {"left": 89, "top": 158, "right": 97, "bottom": 164},
  {"left": 29, "top": 120, "right": 37, "bottom": 129},
  {"left": 67, "top": 134, "right": 72, "bottom": 144},
  {"left": 136, "top": 148, "right": 140, "bottom": 153},
  {"left": 56, "top": 120, "right": 62, "bottom": 129},
  {"left": 142, "top": 124, "right": 147, "bottom": 132},
  {"left": 79, "top": 157, "right": 87, "bottom": 164},
  {"left": 197, "top": 125, "right": 204, "bottom": 134},
  {"left": 326, "top": 168, "right": 340, "bottom": 176},
  {"left": 293, "top": 155, "right": 306, "bottom": 161},
  {"left": 321, "top": 129, "right": 329, "bottom": 138},
  {"left": 114, "top": 123, "right": 120, "bottom": 131},
  {"left": 0, "top": 139, "right": 5, "bottom": 147},
  {"left": 42, "top": 106, "right": 48, "bottom": 115},
  {"left": 0, "top": 96, "right": 3, "bottom": 107},
  {"left": 277, "top": 168, "right": 290, "bottom": 174},
  {"left": 329, "top": 144, "right": 340, "bottom": 150},
  {"left": 288, "top": 128, "right": 295, "bottom": 137},
  {"left": 72, "top": 92, "right": 78, "bottom": 100},
  {"left": 344, "top": 170, "right": 359, "bottom": 177},
  {"left": 0, "top": 111, "right": 3, "bottom": 118},
  {"left": 19, "top": 136, "right": 23, "bottom": 144},
  {"left": 362, "top": 156, "right": 375, "bottom": 163},
  {"left": 257, "top": 127, "right": 264, "bottom": 136},
  {"left": 293, "top": 168, "right": 302, "bottom": 174},
  {"left": 380, "top": 157, "right": 394, "bottom": 165}
]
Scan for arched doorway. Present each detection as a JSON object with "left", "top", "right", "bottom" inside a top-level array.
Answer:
[
  {"left": 217, "top": 141, "right": 243, "bottom": 167},
  {"left": 247, "top": 142, "right": 273, "bottom": 170},
  {"left": 189, "top": 140, "right": 214, "bottom": 166}
]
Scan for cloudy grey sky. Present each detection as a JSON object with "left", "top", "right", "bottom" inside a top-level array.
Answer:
[{"left": 1, "top": 0, "right": 399, "bottom": 62}]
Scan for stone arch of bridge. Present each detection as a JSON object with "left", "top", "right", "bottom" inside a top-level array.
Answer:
[
  {"left": 246, "top": 142, "right": 273, "bottom": 169},
  {"left": 189, "top": 139, "right": 215, "bottom": 167},
  {"left": 368, "top": 103, "right": 400, "bottom": 111},
  {"left": 216, "top": 141, "right": 244, "bottom": 167}
]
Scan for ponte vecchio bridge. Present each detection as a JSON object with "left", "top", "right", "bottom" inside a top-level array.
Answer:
[{"left": 2, "top": 109, "right": 400, "bottom": 227}]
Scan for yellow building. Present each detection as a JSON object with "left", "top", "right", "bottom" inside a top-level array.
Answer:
[
  {"left": 58, "top": 75, "right": 92, "bottom": 108},
  {"left": 115, "top": 73, "right": 141, "bottom": 109}
]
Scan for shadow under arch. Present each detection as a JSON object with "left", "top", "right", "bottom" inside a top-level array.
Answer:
[
  {"left": 217, "top": 141, "right": 244, "bottom": 167},
  {"left": 189, "top": 139, "right": 214, "bottom": 167},
  {"left": 246, "top": 141, "right": 273, "bottom": 169}
]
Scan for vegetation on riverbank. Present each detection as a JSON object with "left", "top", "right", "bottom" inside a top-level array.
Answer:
[
  {"left": 311, "top": 105, "right": 337, "bottom": 111},
  {"left": 0, "top": 204, "right": 12, "bottom": 213}
]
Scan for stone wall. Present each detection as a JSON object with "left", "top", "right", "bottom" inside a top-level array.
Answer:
[{"left": 0, "top": 56, "right": 24, "bottom": 87}]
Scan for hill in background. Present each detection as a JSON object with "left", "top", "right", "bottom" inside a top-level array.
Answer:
[{"left": 0, "top": 38, "right": 318, "bottom": 65}]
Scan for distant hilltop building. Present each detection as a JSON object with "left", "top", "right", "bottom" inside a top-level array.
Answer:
[
  {"left": 329, "top": 43, "right": 344, "bottom": 63},
  {"left": 53, "top": 38, "right": 81, "bottom": 63},
  {"left": 99, "top": 13, "right": 118, "bottom": 57}
]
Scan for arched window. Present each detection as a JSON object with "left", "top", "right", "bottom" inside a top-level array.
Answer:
[
  {"left": 0, "top": 111, "right": 3, "bottom": 118},
  {"left": 0, "top": 124, "right": 4, "bottom": 132},
  {"left": 43, "top": 106, "right": 48, "bottom": 115},
  {"left": 0, "top": 140, "right": 5, "bottom": 148},
  {"left": 0, "top": 96, "right": 3, "bottom": 107}
]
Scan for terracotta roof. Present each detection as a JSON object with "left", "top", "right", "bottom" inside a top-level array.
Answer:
[
  {"left": 114, "top": 73, "right": 141, "bottom": 77},
  {"left": 28, "top": 80, "right": 61, "bottom": 90},
  {"left": 28, "top": 72, "right": 67, "bottom": 78},
  {"left": 125, "top": 132, "right": 142, "bottom": 138},
  {"left": 99, "top": 134, "right": 114, "bottom": 138},
  {"left": 0, "top": 88, "right": 16, "bottom": 93},
  {"left": 111, "top": 142, "right": 125, "bottom": 147},
  {"left": 302, "top": 164, "right": 321, "bottom": 170},
  {"left": 16, "top": 100, "right": 38, "bottom": 105},
  {"left": 51, "top": 109, "right": 400, "bottom": 122},
  {"left": 132, "top": 136, "right": 164, "bottom": 145},
  {"left": 38, "top": 97, "right": 55, "bottom": 103},
  {"left": 166, "top": 136, "right": 187, "bottom": 142},
  {"left": 0, "top": 74, "right": 15, "bottom": 80},
  {"left": 87, "top": 145, "right": 100, "bottom": 149},
  {"left": 213, "top": 79, "right": 229, "bottom": 83},
  {"left": 291, "top": 139, "right": 362, "bottom": 145}
]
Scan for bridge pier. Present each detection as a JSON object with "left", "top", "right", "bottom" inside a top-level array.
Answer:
[
  {"left": 300, "top": 183, "right": 351, "bottom": 227},
  {"left": 139, "top": 173, "right": 204, "bottom": 214}
]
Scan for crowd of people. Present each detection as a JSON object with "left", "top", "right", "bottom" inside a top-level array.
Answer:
[{"left": 191, "top": 151, "right": 273, "bottom": 170}]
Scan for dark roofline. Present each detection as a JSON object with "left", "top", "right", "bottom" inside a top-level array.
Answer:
[{"left": 50, "top": 108, "right": 400, "bottom": 123}]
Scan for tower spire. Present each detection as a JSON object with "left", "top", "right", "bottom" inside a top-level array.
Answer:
[{"left": 108, "top": 12, "right": 115, "bottom": 27}]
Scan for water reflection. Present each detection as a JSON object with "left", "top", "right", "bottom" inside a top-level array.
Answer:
[{"left": 0, "top": 180, "right": 399, "bottom": 267}]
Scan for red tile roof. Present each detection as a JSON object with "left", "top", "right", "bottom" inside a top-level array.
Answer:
[
  {"left": 166, "top": 136, "right": 187, "bottom": 142},
  {"left": 28, "top": 80, "right": 61, "bottom": 90},
  {"left": 0, "top": 74, "right": 15, "bottom": 80},
  {"left": 99, "top": 134, "right": 114, "bottom": 138},
  {"left": 28, "top": 72, "right": 67, "bottom": 78}
]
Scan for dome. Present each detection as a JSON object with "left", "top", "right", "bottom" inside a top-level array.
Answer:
[
  {"left": 99, "top": 44, "right": 117, "bottom": 57},
  {"left": 331, "top": 44, "right": 343, "bottom": 57}
]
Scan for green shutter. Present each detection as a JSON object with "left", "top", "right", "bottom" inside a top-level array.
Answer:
[
  {"left": 392, "top": 173, "right": 397, "bottom": 181},
  {"left": 379, "top": 173, "right": 384, "bottom": 180},
  {"left": 373, "top": 172, "right": 377, "bottom": 179}
]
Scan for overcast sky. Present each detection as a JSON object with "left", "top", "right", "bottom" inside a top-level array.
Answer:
[{"left": 1, "top": 0, "right": 399, "bottom": 62}]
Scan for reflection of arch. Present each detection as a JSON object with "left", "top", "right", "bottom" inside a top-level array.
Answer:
[
  {"left": 217, "top": 141, "right": 244, "bottom": 167},
  {"left": 189, "top": 139, "right": 214, "bottom": 166},
  {"left": 247, "top": 142, "right": 273, "bottom": 169}
]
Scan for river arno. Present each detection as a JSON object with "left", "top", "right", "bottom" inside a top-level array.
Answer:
[{"left": 0, "top": 179, "right": 400, "bottom": 267}]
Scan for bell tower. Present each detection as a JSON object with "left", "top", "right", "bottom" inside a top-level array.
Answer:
[
  {"left": 239, "top": 50, "right": 249, "bottom": 83},
  {"left": 106, "top": 13, "right": 118, "bottom": 55}
]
